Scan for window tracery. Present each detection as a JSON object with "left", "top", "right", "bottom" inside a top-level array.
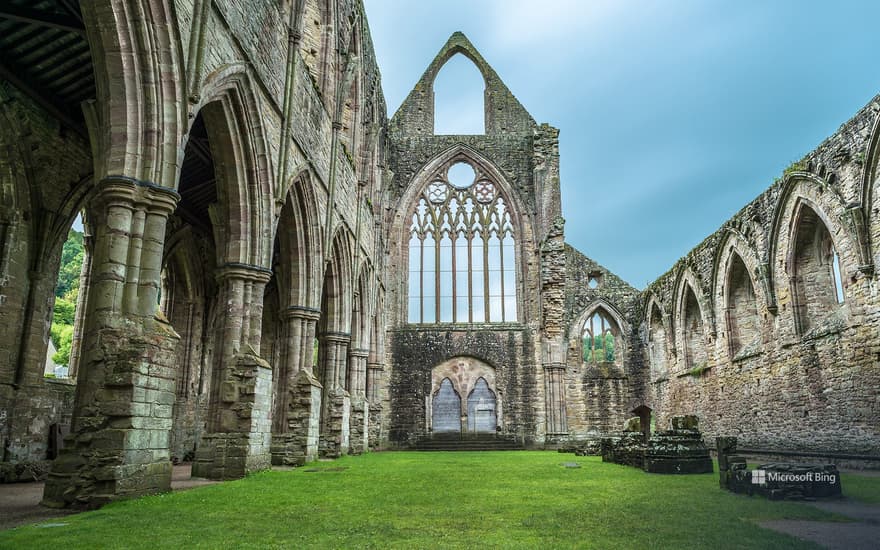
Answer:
[{"left": 407, "top": 160, "right": 516, "bottom": 323}]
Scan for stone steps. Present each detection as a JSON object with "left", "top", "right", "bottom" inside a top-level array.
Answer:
[{"left": 411, "top": 434, "right": 525, "bottom": 451}]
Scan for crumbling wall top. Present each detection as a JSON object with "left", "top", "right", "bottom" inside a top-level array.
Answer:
[{"left": 390, "top": 32, "right": 537, "bottom": 137}]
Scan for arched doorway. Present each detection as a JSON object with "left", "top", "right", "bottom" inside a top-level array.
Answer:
[
  {"left": 429, "top": 357, "right": 501, "bottom": 435},
  {"left": 467, "top": 378, "right": 497, "bottom": 433},
  {"left": 432, "top": 378, "right": 461, "bottom": 433}
]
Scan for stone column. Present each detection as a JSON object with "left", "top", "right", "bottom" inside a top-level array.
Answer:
[
  {"left": 543, "top": 364, "right": 568, "bottom": 441},
  {"left": 192, "top": 264, "right": 274, "bottom": 480},
  {"left": 42, "top": 176, "right": 180, "bottom": 509},
  {"left": 271, "top": 306, "right": 321, "bottom": 465},
  {"left": 348, "top": 348, "right": 369, "bottom": 454},
  {"left": 366, "top": 361, "right": 384, "bottom": 450},
  {"left": 318, "top": 332, "right": 350, "bottom": 458},
  {"left": 67, "top": 230, "right": 93, "bottom": 379}
]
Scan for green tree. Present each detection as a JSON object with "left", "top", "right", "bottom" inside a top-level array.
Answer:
[
  {"left": 50, "top": 324, "right": 74, "bottom": 366},
  {"left": 55, "top": 228, "right": 84, "bottom": 299}
]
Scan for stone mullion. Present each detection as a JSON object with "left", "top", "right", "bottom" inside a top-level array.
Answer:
[
  {"left": 499, "top": 230, "right": 506, "bottom": 321},
  {"left": 482, "top": 231, "right": 490, "bottom": 322},
  {"left": 467, "top": 230, "right": 474, "bottom": 323},
  {"left": 434, "top": 225, "right": 441, "bottom": 323},
  {"left": 419, "top": 234, "right": 424, "bottom": 323},
  {"left": 451, "top": 230, "right": 458, "bottom": 321}
]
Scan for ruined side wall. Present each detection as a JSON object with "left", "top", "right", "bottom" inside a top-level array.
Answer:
[
  {"left": 640, "top": 95, "right": 880, "bottom": 455},
  {"left": 0, "top": 83, "right": 92, "bottom": 463},
  {"left": 562, "top": 246, "right": 643, "bottom": 438}
]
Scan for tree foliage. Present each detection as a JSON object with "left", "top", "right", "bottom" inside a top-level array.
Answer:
[
  {"left": 55, "top": 228, "right": 84, "bottom": 300},
  {"left": 582, "top": 333, "right": 616, "bottom": 362},
  {"left": 48, "top": 227, "right": 84, "bottom": 369}
]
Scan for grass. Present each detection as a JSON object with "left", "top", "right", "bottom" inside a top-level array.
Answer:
[
  {"left": 0, "top": 452, "right": 850, "bottom": 549},
  {"left": 841, "top": 472, "right": 880, "bottom": 504}
]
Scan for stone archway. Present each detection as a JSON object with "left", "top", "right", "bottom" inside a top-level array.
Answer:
[
  {"left": 467, "top": 378, "right": 497, "bottom": 433},
  {"left": 432, "top": 378, "right": 461, "bottom": 433},
  {"left": 429, "top": 357, "right": 501, "bottom": 434}
]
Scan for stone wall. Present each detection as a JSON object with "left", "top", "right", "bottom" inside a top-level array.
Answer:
[
  {"left": 388, "top": 328, "right": 539, "bottom": 445},
  {"left": 561, "top": 247, "right": 643, "bottom": 440},
  {"left": 637, "top": 95, "right": 880, "bottom": 455},
  {"left": 384, "top": 33, "right": 554, "bottom": 446}
]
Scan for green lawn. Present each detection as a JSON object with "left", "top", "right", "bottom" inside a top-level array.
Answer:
[
  {"left": 0, "top": 452, "right": 847, "bottom": 549},
  {"left": 842, "top": 472, "right": 880, "bottom": 504}
]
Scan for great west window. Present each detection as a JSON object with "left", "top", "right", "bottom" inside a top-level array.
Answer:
[{"left": 408, "top": 160, "right": 517, "bottom": 323}]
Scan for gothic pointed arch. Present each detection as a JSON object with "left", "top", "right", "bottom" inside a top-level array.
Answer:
[
  {"left": 643, "top": 294, "right": 669, "bottom": 379},
  {"left": 320, "top": 228, "right": 355, "bottom": 333},
  {"left": 861, "top": 110, "right": 880, "bottom": 240},
  {"left": 391, "top": 145, "right": 527, "bottom": 325},
  {"left": 572, "top": 300, "right": 629, "bottom": 366},
  {"left": 768, "top": 174, "right": 862, "bottom": 311},
  {"left": 277, "top": 171, "right": 323, "bottom": 311},
  {"left": 196, "top": 67, "right": 274, "bottom": 268},
  {"left": 785, "top": 198, "right": 847, "bottom": 335},
  {"left": 81, "top": 0, "right": 186, "bottom": 187},
  {"left": 390, "top": 32, "right": 536, "bottom": 136},
  {"left": 674, "top": 270, "right": 711, "bottom": 371},
  {"left": 714, "top": 231, "right": 765, "bottom": 358}
]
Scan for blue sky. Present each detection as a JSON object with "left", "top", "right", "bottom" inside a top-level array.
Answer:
[{"left": 363, "top": 0, "right": 880, "bottom": 287}]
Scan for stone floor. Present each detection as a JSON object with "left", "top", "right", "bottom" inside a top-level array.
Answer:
[
  {"left": 759, "top": 499, "right": 880, "bottom": 549},
  {"left": 0, "top": 464, "right": 217, "bottom": 531}
]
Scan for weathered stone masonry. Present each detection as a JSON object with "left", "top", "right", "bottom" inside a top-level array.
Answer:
[{"left": 1, "top": 0, "right": 879, "bottom": 512}]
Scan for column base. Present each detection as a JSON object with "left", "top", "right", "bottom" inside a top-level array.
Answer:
[
  {"left": 41, "top": 319, "right": 178, "bottom": 509},
  {"left": 271, "top": 369, "right": 322, "bottom": 466},
  {"left": 368, "top": 402, "right": 384, "bottom": 451},
  {"left": 319, "top": 388, "right": 350, "bottom": 458},
  {"left": 192, "top": 432, "right": 270, "bottom": 479},
  {"left": 349, "top": 397, "right": 369, "bottom": 455}
]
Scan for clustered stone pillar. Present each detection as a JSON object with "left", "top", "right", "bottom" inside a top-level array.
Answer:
[
  {"left": 544, "top": 364, "right": 567, "bottom": 437},
  {"left": 318, "top": 332, "right": 351, "bottom": 458},
  {"left": 366, "top": 361, "right": 383, "bottom": 450},
  {"left": 348, "top": 348, "right": 370, "bottom": 454},
  {"left": 541, "top": 336, "right": 568, "bottom": 442},
  {"left": 271, "top": 306, "right": 322, "bottom": 466},
  {"left": 191, "top": 264, "right": 274, "bottom": 480},
  {"left": 42, "top": 177, "right": 180, "bottom": 509}
]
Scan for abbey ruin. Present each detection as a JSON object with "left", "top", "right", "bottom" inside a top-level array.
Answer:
[{"left": 0, "top": 0, "right": 877, "bottom": 508}]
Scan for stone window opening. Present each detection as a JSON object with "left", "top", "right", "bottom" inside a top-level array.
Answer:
[
  {"left": 831, "top": 250, "right": 844, "bottom": 304},
  {"left": 647, "top": 303, "right": 667, "bottom": 379},
  {"left": 587, "top": 271, "right": 602, "bottom": 289},
  {"left": 407, "top": 159, "right": 517, "bottom": 324},
  {"left": 682, "top": 284, "right": 708, "bottom": 370},
  {"left": 433, "top": 53, "right": 485, "bottom": 135},
  {"left": 725, "top": 253, "right": 759, "bottom": 359},
  {"left": 790, "top": 204, "right": 846, "bottom": 335},
  {"left": 47, "top": 211, "right": 90, "bottom": 381},
  {"left": 582, "top": 308, "right": 622, "bottom": 365}
]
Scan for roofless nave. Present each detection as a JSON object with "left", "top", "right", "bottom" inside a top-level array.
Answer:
[{"left": 0, "top": 0, "right": 877, "bottom": 507}]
